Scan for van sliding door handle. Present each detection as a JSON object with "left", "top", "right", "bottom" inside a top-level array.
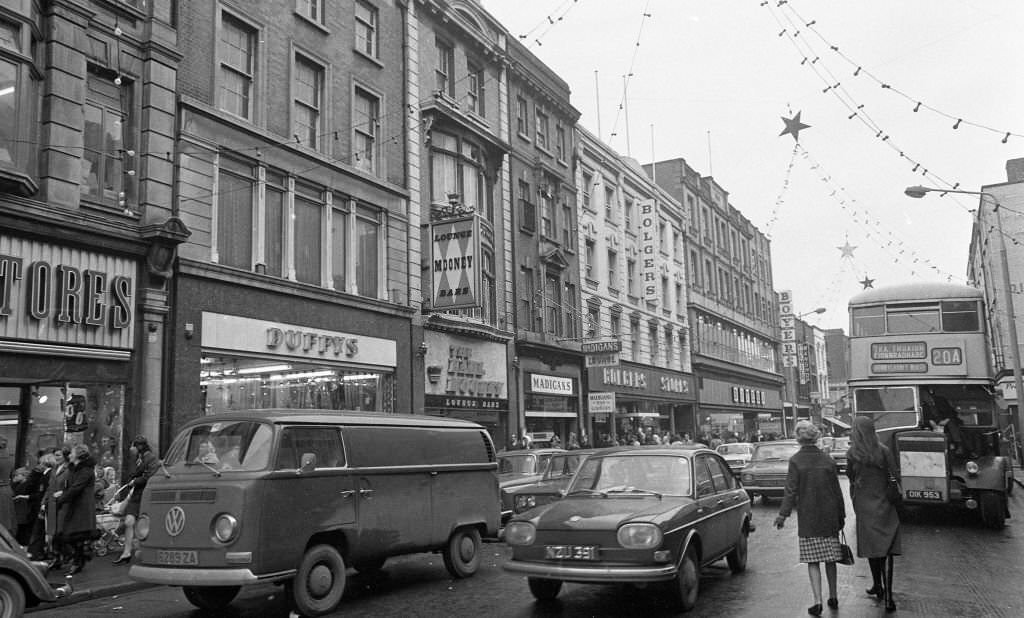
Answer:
[
  {"left": 339, "top": 490, "right": 356, "bottom": 498},
  {"left": 359, "top": 489, "right": 375, "bottom": 497}
]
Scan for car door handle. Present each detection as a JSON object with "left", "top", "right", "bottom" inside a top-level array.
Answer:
[
  {"left": 359, "top": 488, "right": 375, "bottom": 497},
  {"left": 716, "top": 499, "right": 725, "bottom": 506},
  {"left": 339, "top": 490, "right": 356, "bottom": 498}
]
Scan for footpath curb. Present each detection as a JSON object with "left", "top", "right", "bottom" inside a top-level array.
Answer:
[{"left": 25, "top": 576, "right": 153, "bottom": 613}]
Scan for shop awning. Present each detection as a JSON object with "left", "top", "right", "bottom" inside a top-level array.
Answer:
[{"left": 823, "top": 416, "right": 851, "bottom": 429}]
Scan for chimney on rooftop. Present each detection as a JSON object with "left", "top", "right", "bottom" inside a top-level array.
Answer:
[{"left": 1006, "top": 158, "right": 1024, "bottom": 183}]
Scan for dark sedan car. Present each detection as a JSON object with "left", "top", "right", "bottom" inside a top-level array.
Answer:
[
  {"left": 0, "top": 524, "right": 72, "bottom": 615},
  {"left": 506, "top": 450, "right": 598, "bottom": 516},
  {"left": 821, "top": 436, "right": 850, "bottom": 472},
  {"left": 503, "top": 446, "right": 753, "bottom": 612},
  {"left": 498, "top": 448, "right": 566, "bottom": 523},
  {"left": 739, "top": 440, "right": 800, "bottom": 504}
]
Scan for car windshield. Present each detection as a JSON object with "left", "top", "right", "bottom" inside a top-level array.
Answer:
[
  {"left": 499, "top": 454, "right": 537, "bottom": 475},
  {"left": 544, "top": 453, "right": 588, "bottom": 479},
  {"left": 717, "top": 444, "right": 751, "bottom": 455},
  {"left": 570, "top": 454, "right": 691, "bottom": 496},
  {"left": 752, "top": 444, "right": 799, "bottom": 462},
  {"left": 164, "top": 420, "right": 275, "bottom": 472}
]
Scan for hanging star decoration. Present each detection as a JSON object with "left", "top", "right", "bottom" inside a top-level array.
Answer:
[
  {"left": 779, "top": 111, "right": 811, "bottom": 141},
  {"left": 837, "top": 240, "right": 857, "bottom": 259},
  {"left": 860, "top": 276, "right": 875, "bottom": 290}
]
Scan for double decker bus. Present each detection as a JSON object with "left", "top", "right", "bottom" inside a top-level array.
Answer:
[{"left": 848, "top": 282, "right": 1013, "bottom": 528}]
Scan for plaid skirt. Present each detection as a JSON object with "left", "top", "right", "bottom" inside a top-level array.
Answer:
[{"left": 798, "top": 535, "right": 843, "bottom": 563}]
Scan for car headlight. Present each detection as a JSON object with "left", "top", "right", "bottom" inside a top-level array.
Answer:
[
  {"left": 965, "top": 460, "right": 980, "bottom": 476},
  {"left": 617, "top": 523, "right": 663, "bottom": 549},
  {"left": 212, "top": 513, "right": 239, "bottom": 543},
  {"left": 136, "top": 514, "right": 150, "bottom": 541},
  {"left": 504, "top": 521, "right": 536, "bottom": 546},
  {"left": 514, "top": 494, "right": 537, "bottom": 513},
  {"left": 741, "top": 473, "right": 753, "bottom": 483}
]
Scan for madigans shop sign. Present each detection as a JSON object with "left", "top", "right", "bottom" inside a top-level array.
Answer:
[{"left": 0, "top": 236, "right": 136, "bottom": 349}]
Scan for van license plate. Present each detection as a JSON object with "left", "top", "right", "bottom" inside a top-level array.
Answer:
[
  {"left": 156, "top": 550, "right": 198, "bottom": 565},
  {"left": 906, "top": 489, "right": 942, "bottom": 500},
  {"left": 545, "top": 545, "right": 598, "bottom": 560}
]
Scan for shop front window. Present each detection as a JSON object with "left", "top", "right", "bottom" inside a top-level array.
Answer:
[
  {"left": 26, "top": 383, "right": 125, "bottom": 479},
  {"left": 200, "top": 355, "right": 394, "bottom": 414}
]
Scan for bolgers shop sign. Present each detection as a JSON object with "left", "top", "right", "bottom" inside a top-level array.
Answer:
[{"left": 0, "top": 235, "right": 135, "bottom": 349}]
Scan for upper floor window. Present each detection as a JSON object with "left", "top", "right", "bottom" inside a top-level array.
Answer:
[
  {"left": 584, "top": 239, "right": 595, "bottom": 277},
  {"left": 354, "top": 204, "right": 382, "bottom": 298},
  {"left": 604, "top": 187, "right": 615, "bottom": 221},
  {"left": 219, "top": 12, "right": 255, "bottom": 120},
  {"left": 561, "top": 203, "right": 573, "bottom": 249},
  {"left": 353, "top": 86, "right": 380, "bottom": 174},
  {"left": 293, "top": 54, "right": 324, "bottom": 149},
  {"left": 544, "top": 274, "right": 562, "bottom": 336},
  {"left": 518, "top": 179, "right": 535, "bottom": 232},
  {"left": 296, "top": 0, "right": 325, "bottom": 24},
  {"left": 354, "top": 0, "right": 379, "bottom": 58},
  {"left": 624, "top": 199, "right": 633, "bottom": 230},
  {"left": 435, "top": 39, "right": 454, "bottom": 97},
  {"left": 535, "top": 109, "right": 549, "bottom": 150},
  {"left": 587, "top": 306, "right": 599, "bottom": 338},
  {"left": 607, "top": 250, "right": 618, "bottom": 287},
  {"left": 555, "top": 124, "right": 566, "bottom": 161},
  {"left": 540, "top": 187, "right": 554, "bottom": 237},
  {"left": 430, "top": 132, "right": 488, "bottom": 215},
  {"left": 626, "top": 259, "right": 636, "bottom": 296},
  {"left": 293, "top": 182, "right": 324, "bottom": 285},
  {"left": 82, "top": 68, "right": 131, "bottom": 207},
  {"left": 467, "top": 64, "right": 484, "bottom": 116},
  {"left": 215, "top": 158, "right": 255, "bottom": 270},
  {"left": 0, "top": 19, "right": 35, "bottom": 180},
  {"left": 516, "top": 96, "right": 528, "bottom": 136},
  {"left": 581, "top": 171, "right": 592, "bottom": 209}
]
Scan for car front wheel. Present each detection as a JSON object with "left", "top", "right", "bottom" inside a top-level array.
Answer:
[
  {"left": 291, "top": 544, "right": 347, "bottom": 616},
  {"left": 183, "top": 586, "right": 240, "bottom": 611},
  {"left": 0, "top": 574, "right": 26, "bottom": 618},
  {"left": 672, "top": 544, "right": 700, "bottom": 611},
  {"left": 443, "top": 527, "right": 482, "bottom": 578},
  {"left": 528, "top": 577, "right": 563, "bottom": 601}
]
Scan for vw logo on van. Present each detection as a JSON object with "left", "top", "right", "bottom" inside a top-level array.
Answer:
[{"left": 165, "top": 506, "right": 186, "bottom": 537}]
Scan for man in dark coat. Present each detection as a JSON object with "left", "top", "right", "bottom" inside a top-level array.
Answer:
[{"left": 54, "top": 444, "right": 97, "bottom": 575}]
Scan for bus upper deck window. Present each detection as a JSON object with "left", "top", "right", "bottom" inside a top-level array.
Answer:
[
  {"left": 852, "top": 305, "right": 885, "bottom": 336},
  {"left": 941, "top": 301, "right": 980, "bottom": 332}
]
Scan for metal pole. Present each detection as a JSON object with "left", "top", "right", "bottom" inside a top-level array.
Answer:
[{"left": 992, "top": 196, "right": 1024, "bottom": 456}]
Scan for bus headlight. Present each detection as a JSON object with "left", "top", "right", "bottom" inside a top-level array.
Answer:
[
  {"left": 136, "top": 514, "right": 150, "bottom": 541},
  {"left": 212, "top": 514, "right": 239, "bottom": 543},
  {"left": 504, "top": 522, "right": 536, "bottom": 546},
  {"left": 617, "top": 523, "right": 663, "bottom": 549},
  {"left": 965, "top": 461, "right": 980, "bottom": 476}
]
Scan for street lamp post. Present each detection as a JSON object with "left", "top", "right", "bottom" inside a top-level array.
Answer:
[
  {"left": 905, "top": 185, "right": 1024, "bottom": 445},
  {"left": 784, "top": 307, "right": 826, "bottom": 437}
]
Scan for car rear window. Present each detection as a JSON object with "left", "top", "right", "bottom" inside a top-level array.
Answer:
[{"left": 752, "top": 444, "right": 799, "bottom": 461}]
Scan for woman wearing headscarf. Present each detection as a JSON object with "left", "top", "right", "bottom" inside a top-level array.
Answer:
[
  {"left": 113, "top": 435, "right": 160, "bottom": 564},
  {"left": 774, "top": 420, "right": 846, "bottom": 616},
  {"left": 54, "top": 443, "right": 97, "bottom": 575},
  {"left": 847, "top": 416, "right": 901, "bottom": 612}
]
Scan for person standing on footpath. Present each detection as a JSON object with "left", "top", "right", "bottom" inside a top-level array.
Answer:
[
  {"left": 44, "top": 447, "right": 71, "bottom": 569},
  {"left": 114, "top": 435, "right": 160, "bottom": 564},
  {"left": 847, "top": 416, "right": 901, "bottom": 612},
  {"left": 54, "top": 444, "right": 97, "bottom": 575},
  {"left": 774, "top": 420, "right": 846, "bottom": 616}
]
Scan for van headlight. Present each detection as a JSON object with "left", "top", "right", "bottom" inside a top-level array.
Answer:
[
  {"left": 965, "top": 461, "right": 980, "bottom": 476},
  {"left": 136, "top": 515, "right": 150, "bottom": 541},
  {"left": 212, "top": 513, "right": 239, "bottom": 543},
  {"left": 514, "top": 495, "right": 537, "bottom": 513},
  {"left": 617, "top": 523, "right": 663, "bottom": 549},
  {"left": 504, "top": 522, "right": 536, "bottom": 546}
]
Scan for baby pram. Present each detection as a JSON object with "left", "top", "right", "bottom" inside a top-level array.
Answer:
[{"left": 93, "top": 484, "right": 130, "bottom": 557}]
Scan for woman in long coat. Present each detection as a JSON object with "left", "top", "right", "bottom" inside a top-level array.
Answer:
[
  {"left": 847, "top": 416, "right": 901, "bottom": 612},
  {"left": 43, "top": 447, "right": 70, "bottom": 567},
  {"left": 54, "top": 444, "right": 97, "bottom": 575},
  {"left": 774, "top": 420, "right": 846, "bottom": 616},
  {"left": 114, "top": 436, "right": 160, "bottom": 564}
]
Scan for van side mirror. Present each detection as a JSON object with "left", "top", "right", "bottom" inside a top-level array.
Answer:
[{"left": 299, "top": 452, "right": 317, "bottom": 472}]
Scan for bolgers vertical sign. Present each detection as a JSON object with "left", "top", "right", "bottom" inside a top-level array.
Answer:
[
  {"left": 778, "top": 290, "right": 797, "bottom": 368},
  {"left": 639, "top": 199, "right": 659, "bottom": 303},
  {"left": 431, "top": 216, "right": 481, "bottom": 310}
]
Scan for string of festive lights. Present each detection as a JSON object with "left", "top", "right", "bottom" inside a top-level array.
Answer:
[
  {"left": 605, "top": 1, "right": 654, "bottom": 148},
  {"left": 779, "top": 1, "right": 1023, "bottom": 144},
  {"left": 518, "top": 0, "right": 582, "bottom": 49},
  {"left": 764, "top": 141, "right": 799, "bottom": 239}
]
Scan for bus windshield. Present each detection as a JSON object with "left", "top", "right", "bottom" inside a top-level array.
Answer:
[
  {"left": 853, "top": 386, "right": 918, "bottom": 430},
  {"left": 165, "top": 421, "right": 275, "bottom": 472}
]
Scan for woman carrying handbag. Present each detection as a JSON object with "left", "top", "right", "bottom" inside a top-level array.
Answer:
[
  {"left": 847, "top": 416, "right": 902, "bottom": 612},
  {"left": 113, "top": 436, "right": 160, "bottom": 565}
]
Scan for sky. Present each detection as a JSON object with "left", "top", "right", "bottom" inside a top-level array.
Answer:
[{"left": 481, "top": 0, "right": 1024, "bottom": 331}]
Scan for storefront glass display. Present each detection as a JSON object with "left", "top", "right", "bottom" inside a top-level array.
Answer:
[
  {"left": 200, "top": 354, "right": 393, "bottom": 414},
  {"left": 24, "top": 384, "right": 125, "bottom": 478}
]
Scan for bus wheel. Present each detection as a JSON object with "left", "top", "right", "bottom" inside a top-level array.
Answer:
[
  {"left": 183, "top": 586, "right": 239, "bottom": 611},
  {"left": 292, "top": 544, "right": 347, "bottom": 616},
  {"left": 979, "top": 492, "right": 1007, "bottom": 530}
]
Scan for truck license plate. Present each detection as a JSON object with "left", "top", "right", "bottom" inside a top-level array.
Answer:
[
  {"left": 906, "top": 489, "right": 942, "bottom": 500},
  {"left": 545, "top": 545, "right": 599, "bottom": 560},
  {"left": 156, "top": 550, "right": 198, "bottom": 565}
]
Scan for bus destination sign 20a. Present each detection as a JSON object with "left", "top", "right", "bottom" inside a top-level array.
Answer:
[{"left": 871, "top": 342, "right": 926, "bottom": 360}]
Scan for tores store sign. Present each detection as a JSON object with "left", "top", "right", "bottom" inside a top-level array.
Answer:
[{"left": 0, "top": 235, "right": 136, "bottom": 349}]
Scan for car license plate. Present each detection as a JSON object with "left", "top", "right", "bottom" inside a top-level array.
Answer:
[
  {"left": 545, "top": 545, "right": 599, "bottom": 560},
  {"left": 156, "top": 550, "right": 198, "bottom": 565},
  {"left": 906, "top": 489, "right": 942, "bottom": 500}
]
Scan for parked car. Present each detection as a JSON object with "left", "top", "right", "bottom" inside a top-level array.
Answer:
[
  {"left": 0, "top": 523, "right": 72, "bottom": 616},
  {"left": 505, "top": 450, "right": 598, "bottom": 516},
  {"left": 739, "top": 440, "right": 800, "bottom": 504},
  {"left": 504, "top": 446, "right": 753, "bottom": 612},
  {"left": 498, "top": 448, "right": 566, "bottom": 523},
  {"left": 716, "top": 442, "right": 755, "bottom": 475},
  {"left": 821, "top": 436, "right": 850, "bottom": 472}
]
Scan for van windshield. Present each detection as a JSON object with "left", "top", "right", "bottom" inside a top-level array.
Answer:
[{"left": 165, "top": 421, "right": 274, "bottom": 472}]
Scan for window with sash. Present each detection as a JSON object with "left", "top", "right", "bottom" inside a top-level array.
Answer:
[
  {"left": 296, "top": 0, "right": 324, "bottom": 24},
  {"left": 430, "top": 131, "right": 488, "bottom": 215},
  {"left": 82, "top": 68, "right": 131, "bottom": 207},
  {"left": 354, "top": 0, "right": 379, "bottom": 58},
  {"left": 293, "top": 54, "right": 323, "bottom": 149},
  {"left": 353, "top": 86, "right": 379, "bottom": 174},
  {"left": 467, "top": 63, "right": 484, "bottom": 116},
  {"left": 435, "top": 38, "right": 454, "bottom": 97},
  {"left": 518, "top": 179, "right": 535, "bottom": 232},
  {"left": 218, "top": 11, "right": 255, "bottom": 120}
]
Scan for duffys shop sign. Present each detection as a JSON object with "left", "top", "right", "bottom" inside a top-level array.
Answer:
[{"left": 0, "top": 234, "right": 135, "bottom": 350}]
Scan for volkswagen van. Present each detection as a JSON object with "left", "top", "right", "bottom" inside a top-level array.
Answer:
[{"left": 128, "top": 410, "right": 499, "bottom": 616}]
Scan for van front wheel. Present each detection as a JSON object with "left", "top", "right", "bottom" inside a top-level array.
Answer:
[
  {"left": 443, "top": 527, "right": 482, "bottom": 578},
  {"left": 292, "top": 544, "right": 347, "bottom": 616},
  {"left": 182, "top": 585, "right": 239, "bottom": 611}
]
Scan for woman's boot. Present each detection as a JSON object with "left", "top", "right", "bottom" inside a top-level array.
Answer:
[
  {"left": 884, "top": 555, "right": 896, "bottom": 612},
  {"left": 866, "top": 557, "right": 885, "bottom": 598}
]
